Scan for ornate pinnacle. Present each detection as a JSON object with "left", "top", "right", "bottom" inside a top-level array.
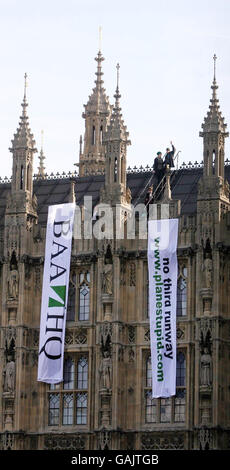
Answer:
[
  {"left": 22, "top": 72, "right": 28, "bottom": 118},
  {"left": 213, "top": 54, "right": 217, "bottom": 82},
  {"left": 95, "top": 49, "right": 104, "bottom": 88},
  {"left": 114, "top": 63, "right": 121, "bottom": 108},
  {"left": 211, "top": 53, "right": 218, "bottom": 102},
  {"left": 37, "top": 130, "right": 46, "bottom": 178},
  {"left": 116, "top": 63, "right": 120, "bottom": 90},
  {"left": 200, "top": 55, "right": 228, "bottom": 137},
  {"left": 10, "top": 73, "right": 37, "bottom": 151}
]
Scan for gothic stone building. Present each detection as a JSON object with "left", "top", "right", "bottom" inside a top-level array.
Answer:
[{"left": 0, "top": 50, "right": 230, "bottom": 451}]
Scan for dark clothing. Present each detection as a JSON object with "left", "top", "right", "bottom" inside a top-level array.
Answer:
[
  {"left": 155, "top": 169, "right": 165, "bottom": 185},
  {"left": 144, "top": 191, "right": 153, "bottom": 207},
  {"left": 154, "top": 156, "right": 164, "bottom": 172},
  {"left": 144, "top": 191, "right": 153, "bottom": 218},
  {"left": 164, "top": 145, "right": 175, "bottom": 168},
  {"left": 155, "top": 169, "right": 165, "bottom": 190}
]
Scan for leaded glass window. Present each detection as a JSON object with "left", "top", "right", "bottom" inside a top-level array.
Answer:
[
  {"left": 48, "top": 355, "right": 88, "bottom": 427},
  {"left": 48, "top": 394, "right": 60, "bottom": 426},
  {"left": 76, "top": 393, "right": 88, "bottom": 425},
  {"left": 177, "top": 265, "right": 187, "bottom": 317},
  {"left": 145, "top": 390, "right": 157, "bottom": 423},
  {"left": 79, "top": 272, "right": 90, "bottom": 321},
  {"left": 174, "top": 352, "right": 186, "bottom": 422},
  {"left": 144, "top": 351, "right": 186, "bottom": 424},
  {"left": 63, "top": 357, "right": 74, "bottom": 390},
  {"left": 62, "top": 393, "right": 73, "bottom": 425},
  {"left": 77, "top": 357, "right": 88, "bottom": 389}
]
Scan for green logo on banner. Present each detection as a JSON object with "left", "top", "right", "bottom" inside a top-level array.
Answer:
[{"left": 48, "top": 285, "right": 66, "bottom": 307}]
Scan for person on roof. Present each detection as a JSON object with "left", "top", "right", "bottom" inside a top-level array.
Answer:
[
  {"left": 144, "top": 186, "right": 153, "bottom": 218},
  {"left": 154, "top": 151, "right": 165, "bottom": 187},
  {"left": 164, "top": 141, "right": 176, "bottom": 168}
]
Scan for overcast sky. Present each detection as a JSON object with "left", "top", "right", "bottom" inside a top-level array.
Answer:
[{"left": 0, "top": 0, "right": 229, "bottom": 177}]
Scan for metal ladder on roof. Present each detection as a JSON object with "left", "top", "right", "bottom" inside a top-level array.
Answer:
[{"left": 145, "top": 169, "right": 178, "bottom": 207}]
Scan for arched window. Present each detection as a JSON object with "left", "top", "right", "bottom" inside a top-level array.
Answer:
[
  {"left": 175, "top": 351, "right": 186, "bottom": 423},
  {"left": 76, "top": 393, "right": 88, "bottom": 425},
  {"left": 77, "top": 357, "right": 88, "bottom": 389},
  {"left": 145, "top": 355, "right": 156, "bottom": 423},
  {"left": 20, "top": 165, "right": 24, "bottom": 190},
  {"left": 63, "top": 357, "right": 74, "bottom": 390},
  {"left": 48, "top": 394, "right": 60, "bottom": 426},
  {"left": 121, "top": 156, "right": 125, "bottom": 184},
  {"left": 114, "top": 157, "right": 117, "bottom": 182},
  {"left": 79, "top": 272, "right": 90, "bottom": 321},
  {"left": 177, "top": 266, "right": 187, "bottom": 317},
  {"left": 176, "top": 352, "right": 186, "bottom": 388},
  {"left": 27, "top": 164, "right": 30, "bottom": 191},
  {"left": 62, "top": 393, "right": 73, "bottom": 425},
  {"left": 92, "top": 125, "right": 96, "bottom": 145},
  {"left": 100, "top": 125, "right": 103, "bottom": 144},
  {"left": 212, "top": 149, "right": 215, "bottom": 175},
  {"left": 146, "top": 355, "right": 152, "bottom": 387}
]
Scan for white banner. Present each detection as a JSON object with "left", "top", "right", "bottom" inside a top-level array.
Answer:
[
  {"left": 37, "top": 203, "right": 75, "bottom": 384},
  {"left": 148, "top": 218, "right": 178, "bottom": 397}
]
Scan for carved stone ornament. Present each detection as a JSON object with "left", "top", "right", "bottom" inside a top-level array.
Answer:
[
  {"left": 200, "top": 347, "right": 212, "bottom": 387},
  {"left": 199, "top": 428, "right": 213, "bottom": 450},
  {"left": 44, "top": 435, "right": 85, "bottom": 450},
  {"left": 102, "top": 264, "right": 113, "bottom": 295},
  {"left": 202, "top": 257, "right": 213, "bottom": 289},
  {"left": 99, "top": 354, "right": 112, "bottom": 390},
  {"left": 141, "top": 434, "right": 184, "bottom": 450},
  {"left": 98, "top": 431, "right": 111, "bottom": 450},
  {"left": 7, "top": 269, "right": 19, "bottom": 300},
  {"left": 3, "top": 358, "right": 15, "bottom": 393}
]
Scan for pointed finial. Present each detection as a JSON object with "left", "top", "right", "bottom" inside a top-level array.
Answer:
[
  {"left": 99, "top": 26, "right": 102, "bottom": 52},
  {"left": 37, "top": 129, "right": 46, "bottom": 178},
  {"left": 114, "top": 63, "right": 121, "bottom": 107},
  {"left": 22, "top": 72, "right": 29, "bottom": 117},
  {"left": 213, "top": 54, "right": 217, "bottom": 82},
  {"left": 24, "top": 72, "right": 28, "bottom": 98},
  {"left": 116, "top": 63, "right": 120, "bottom": 91}
]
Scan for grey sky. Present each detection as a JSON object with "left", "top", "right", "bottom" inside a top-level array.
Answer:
[{"left": 0, "top": 0, "right": 229, "bottom": 177}]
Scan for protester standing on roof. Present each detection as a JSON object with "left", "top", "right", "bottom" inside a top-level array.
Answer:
[
  {"left": 164, "top": 141, "right": 176, "bottom": 168},
  {"left": 144, "top": 186, "right": 153, "bottom": 218},
  {"left": 154, "top": 151, "right": 165, "bottom": 186}
]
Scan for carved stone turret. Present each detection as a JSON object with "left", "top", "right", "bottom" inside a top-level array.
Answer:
[
  {"left": 77, "top": 50, "right": 112, "bottom": 176},
  {"left": 9, "top": 73, "right": 37, "bottom": 217},
  {"left": 101, "top": 64, "right": 131, "bottom": 207}
]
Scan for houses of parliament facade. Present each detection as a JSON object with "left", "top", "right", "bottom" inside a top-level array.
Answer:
[{"left": 0, "top": 49, "right": 230, "bottom": 451}]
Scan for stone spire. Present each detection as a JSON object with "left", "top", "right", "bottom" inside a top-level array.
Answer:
[
  {"left": 101, "top": 64, "right": 131, "bottom": 206},
  {"left": 200, "top": 55, "right": 228, "bottom": 135},
  {"left": 9, "top": 74, "right": 37, "bottom": 218},
  {"left": 37, "top": 130, "right": 46, "bottom": 178},
  {"left": 105, "top": 63, "right": 130, "bottom": 143},
  {"left": 10, "top": 73, "right": 37, "bottom": 152},
  {"left": 84, "top": 50, "right": 111, "bottom": 116},
  {"left": 77, "top": 48, "right": 112, "bottom": 176},
  {"left": 200, "top": 55, "right": 228, "bottom": 179}
]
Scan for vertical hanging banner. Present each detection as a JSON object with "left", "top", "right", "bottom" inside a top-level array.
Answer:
[
  {"left": 148, "top": 218, "right": 178, "bottom": 397},
  {"left": 38, "top": 203, "right": 75, "bottom": 384}
]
